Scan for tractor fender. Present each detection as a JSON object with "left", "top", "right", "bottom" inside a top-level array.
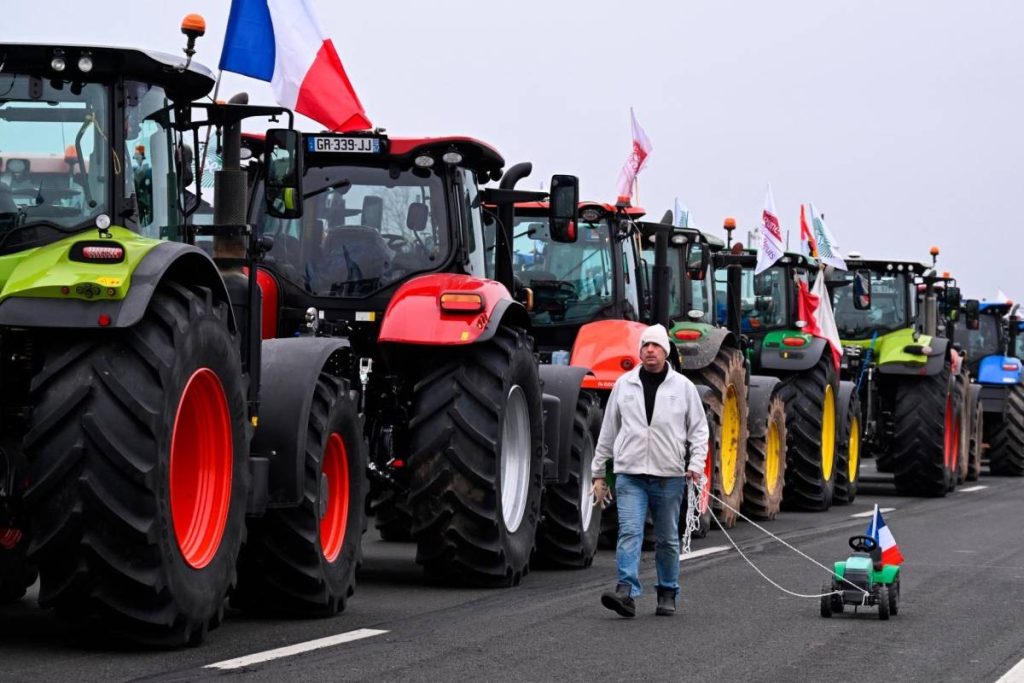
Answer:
[
  {"left": 674, "top": 325, "right": 735, "bottom": 371},
  {"left": 538, "top": 364, "right": 590, "bottom": 485},
  {"left": 252, "top": 336, "right": 353, "bottom": 508},
  {"left": 571, "top": 319, "right": 647, "bottom": 391},
  {"left": 877, "top": 564, "right": 900, "bottom": 584},
  {"left": 877, "top": 336, "right": 949, "bottom": 376},
  {"left": 758, "top": 336, "right": 828, "bottom": 372},
  {"left": 0, "top": 241, "right": 235, "bottom": 330},
  {"left": 746, "top": 375, "right": 783, "bottom": 439},
  {"left": 377, "top": 273, "right": 527, "bottom": 346}
]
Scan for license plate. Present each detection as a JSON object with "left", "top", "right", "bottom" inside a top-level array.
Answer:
[{"left": 308, "top": 136, "right": 381, "bottom": 154}]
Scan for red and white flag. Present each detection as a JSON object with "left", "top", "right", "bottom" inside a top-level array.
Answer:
[
  {"left": 867, "top": 504, "right": 905, "bottom": 565},
  {"left": 754, "top": 183, "right": 785, "bottom": 275},
  {"left": 796, "top": 268, "right": 843, "bottom": 370},
  {"left": 799, "top": 204, "right": 819, "bottom": 259},
  {"left": 615, "top": 109, "right": 653, "bottom": 198}
]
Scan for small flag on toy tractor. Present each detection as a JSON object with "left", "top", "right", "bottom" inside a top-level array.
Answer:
[
  {"left": 754, "top": 183, "right": 784, "bottom": 275},
  {"left": 867, "top": 504, "right": 905, "bottom": 565}
]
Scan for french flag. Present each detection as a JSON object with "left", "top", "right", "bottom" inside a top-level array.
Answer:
[
  {"left": 867, "top": 504, "right": 905, "bottom": 566},
  {"left": 219, "top": 0, "right": 371, "bottom": 132}
]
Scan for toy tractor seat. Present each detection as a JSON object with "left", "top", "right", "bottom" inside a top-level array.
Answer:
[{"left": 849, "top": 534, "right": 883, "bottom": 571}]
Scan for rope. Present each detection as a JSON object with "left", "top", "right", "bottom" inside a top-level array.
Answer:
[
  {"left": 681, "top": 475, "right": 869, "bottom": 601},
  {"left": 854, "top": 331, "right": 878, "bottom": 395}
]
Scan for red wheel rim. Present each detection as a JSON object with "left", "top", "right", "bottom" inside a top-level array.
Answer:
[
  {"left": 170, "top": 368, "right": 233, "bottom": 569},
  {"left": 320, "top": 433, "right": 350, "bottom": 562},
  {"left": 699, "top": 435, "right": 714, "bottom": 513}
]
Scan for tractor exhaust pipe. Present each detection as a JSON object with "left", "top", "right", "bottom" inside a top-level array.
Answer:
[{"left": 494, "top": 162, "right": 533, "bottom": 292}]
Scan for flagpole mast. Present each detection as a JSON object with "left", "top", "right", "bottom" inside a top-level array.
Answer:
[{"left": 198, "top": 69, "right": 224, "bottom": 187}]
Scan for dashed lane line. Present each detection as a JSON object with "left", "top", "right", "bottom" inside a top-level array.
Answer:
[
  {"left": 680, "top": 545, "right": 730, "bottom": 562},
  {"left": 995, "top": 655, "right": 1024, "bottom": 682},
  {"left": 850, "top": 507, "right": 895, "bottom": 518},
  {"left": 959, "top": 485, "right": 988, "bottom": 492},
  {"left": 204, "top": 628, "right": 389, "bottom": 670}
]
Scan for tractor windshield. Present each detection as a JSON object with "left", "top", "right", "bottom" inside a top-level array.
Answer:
[
  {"left": 1015, "top": 324, "right": 1024, "bottom": 360},
  {"left": 512, "top": 215, "right": 615, "bottom": 324},
  {"left": 715, "top": 265, "right": 789, "bottom": 331},
  {"left": 260, "top": 163, "right": 450, "bottom": 297},
  {"left": 0, "top": 76, "right": 111, "bottom": 242},
  {"left": 964, "top": 313, "right": 1002, "bottom": 361},
  {"left": 832, "top": 270, "right": 912, "bottom": 338}
]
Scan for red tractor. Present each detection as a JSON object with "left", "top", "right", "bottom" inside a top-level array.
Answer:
[{"left": 246, "top": 132, "right": 597, "bottom": 583}]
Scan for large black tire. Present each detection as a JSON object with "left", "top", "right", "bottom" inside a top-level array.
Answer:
[
  {"left": 234, "top": 375, "right": 366, "bottom": 615},
  {"left": 23, "top": 283, "right": 249, "bottom": 646},
  {"left": 686, "top": 346, "right": 748, "bottom": 529},
  {"left": 891, "top": 361, "right": 956, "bottom": 495},
  {"left": 368, "top": 487, "right": 412, "bottom": 542},
  {"left": 778, "top": 354, "right": 837, "bottom": 511},
  {"left": 742, "top": 391, "right": 787, "bottom": 520},
  {"left": 952, "top": 369, "right": 969, "bottom": 489},
  {"left": 0, "top": 533, "right": 36, "bottom": 603},
  {"left": 834, "top": 383, "right": 862, "bottom": 504},
  {"left": 535, "top": 392, "right": 601, "bottom": 569},
  {"left": 987, "top": 385, "right": 1024, "bottom": 476},
  {"left": 408, "top": 327, "right": 544, "bottom": 587},
  {"left": 966, "top": 386, "right": 983, "bottom": 482}
]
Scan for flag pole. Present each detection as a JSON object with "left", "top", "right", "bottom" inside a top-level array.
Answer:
[{"left": 198, "top": 69, "right": 224, "bottom": 187}]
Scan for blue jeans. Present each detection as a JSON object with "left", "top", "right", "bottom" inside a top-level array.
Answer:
[{"left": 615, "top": 474, "right": 686, "bottom": 599}]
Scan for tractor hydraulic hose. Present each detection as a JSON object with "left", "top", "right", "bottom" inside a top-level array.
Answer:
[{"left": 854, "top": 332, "right": 878, "bottom": 396}]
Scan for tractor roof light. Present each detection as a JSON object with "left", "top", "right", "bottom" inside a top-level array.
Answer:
[
  {"left": 77, "top": 52, "right": 93, "bottom": 73},
  {"left": 930, "top": 246, "right": 940, "bottom": 256},
  {"left": 670, "top": 234, "right": 687, "bottom": 245},
  {"left": 580, "top": 207, "right": 602, "bottom": 222},
  {"left": 414, "top": 154, "right": 434, "bottom": 168},
  {"left": 51, "top": 49, "right": 66, "bottom": 72},
  {"left": 441, "top": 150, "right": 463, "bottom": 165}
]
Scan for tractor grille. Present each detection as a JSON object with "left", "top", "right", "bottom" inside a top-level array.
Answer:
[{"left": 844, "top": 569, "right": 869, "bottom": 590}]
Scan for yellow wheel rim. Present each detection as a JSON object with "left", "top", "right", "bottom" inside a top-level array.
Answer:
[
  {"left": 766, "top": 419, "right": 782, "bottom": 493},
  {"left": 848, "top": 414, "right": 860, "bottom": 482},
  {"left": 721, "top": 385, "right": 740, "bottom": 496},
  {"left": 821, "top": 385, "right": 836, "bottom": 481}
]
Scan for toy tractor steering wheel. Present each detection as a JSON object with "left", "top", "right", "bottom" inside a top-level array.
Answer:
[{"left": 848, "top": 535, "right": 878, "bottom": 553}]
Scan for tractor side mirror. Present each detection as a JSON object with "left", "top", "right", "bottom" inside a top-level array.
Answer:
[
  {"left": 548, "top": 174, "right": 579, "bottom": 243},
  {"left": 685, "top": 243, "right": 710, "bottom": 281},
  {"left": 853, "top": 269, "right": 872, "bottom": 310},
  {"left": 264, "top": 128, "right": 304, "bottom": 220},
  {"left": 965, "top": 298, "right": 980, "bottom": 330},
  {"left": 944, "top": 285, "right": 962, "bottom": 312}
]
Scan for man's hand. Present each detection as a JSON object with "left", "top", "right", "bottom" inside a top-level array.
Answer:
[
  {"left": 591, "top": 478, "right": 613, "bottom": 509},
  {"left": 684, "top": 470, "right": 701, "bottom": 482}
]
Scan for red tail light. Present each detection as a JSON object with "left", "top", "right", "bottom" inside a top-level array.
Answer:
[
  {"left": 440, "top": 292, "right": 485, "bottom": 313},
  {"left": 782, "top": 336, "right": 807, "bottom": 347},
  {"left": 674, "top": 329, "right": 702, "bottom": 341},
  {"left": 82, "top": 246, "right": 124, "bottom": 261},
  {"left": 1004, "top": 363, "right": 1019, "bottom": 372}
]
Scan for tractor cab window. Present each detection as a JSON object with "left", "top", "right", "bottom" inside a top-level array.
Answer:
[
  {"left": 512, "top": 215, "right": 614, "bottom": 325},
  {"left": 832, "top": 270, "right": 911, "bottom": 338},
  {"left": 123, "top": 81, "right": 178, "bottom": 238},
  {"left": 964, "top": 313, "right": 1002, "bottom": 361},
  {"left": 1015, "top": 325, "right": 1024, "bottom": 360},
  {"left": 260, "top": 163, "right": 450, "bottom": 297},
  {"left": 0, "top": 76, "right": 111, "bottom": 243},
  {"left": 640, "top": 239, "right": 686, "bottom": 321},
  {"left": 716, "top": 265, "right": 788, "bottom": 331}
]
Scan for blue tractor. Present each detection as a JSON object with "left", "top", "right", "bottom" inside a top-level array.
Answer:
[{"left": 962, "top": 301, "right": 1024, "bottom": 476}]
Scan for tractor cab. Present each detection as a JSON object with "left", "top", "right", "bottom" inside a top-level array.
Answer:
[
  {"left": 830, "top": 259, "right": 922, "bottom": 342},
  {"left": 958, "top": 301, "right": 1020, "bottom": 380},
  {"left": 635, "top": 219, "right": 723, "bottom": 328}
]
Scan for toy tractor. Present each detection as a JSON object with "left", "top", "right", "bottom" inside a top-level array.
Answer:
[{"left": 820, "top": 535, "right": 901, "bottom": 620}]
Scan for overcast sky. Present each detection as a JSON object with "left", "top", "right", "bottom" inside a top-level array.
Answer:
[{"left": 8, "top": 1, "right": 1022, "bottom": 300}]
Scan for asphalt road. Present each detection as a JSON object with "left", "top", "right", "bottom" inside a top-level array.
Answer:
[{"left": 3, "top": 465, "right": 1024, "bottom": 682}]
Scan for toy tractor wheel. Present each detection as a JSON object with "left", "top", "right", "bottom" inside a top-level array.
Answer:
[
  {"left": 689, "top": 347, "right": 749, "bottom": 528},
  {"left": 0, "top": 532, "right": 36, "bottom": 603},
  {"left": 888, "top": 578, "right": 900, "bottom": 616},
  {"left": 988, "top": 384, "right": 1024, "bottom": 476},
  {"left": 877, "top": 585, "right": 890, "bottom": 620},
  {"left": 234, "top": 375, "right": 367, "bottom": 616},
  {"left": 535, "top": 391, "right": 602, "bottom": 569},
  {"left": 24, "top": 282, "right": 249, "bottom": 646},
  {"left": 408, "top": 327, "right": 544, "bottom": 587},
  {"left": 779, "top": 354, "right": 837, "bottom": 511},
  {"left": 830, "top": 590, "right": 844, "bottom": 613},
  {"left": 820, "top": 583, "right": 833, "bottom": 618},
  {"left": 742, "top": 389, "right": 787, "bottom": 520},
  {"left": 891, "top": 361, "right": 957, "bottom": 495},
  {"left": 834, "top": 382, "right": 862, "bottom": 504},
  {"left": 966, "top": 386, "right": 983, "bottom": 482}
]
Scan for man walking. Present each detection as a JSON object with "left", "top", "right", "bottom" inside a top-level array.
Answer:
[{"left": 592, "top": 323, "right": 709, "bottom": 617}]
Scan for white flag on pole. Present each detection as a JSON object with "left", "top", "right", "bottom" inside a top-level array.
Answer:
[
  {"left": 808, "top": 202, "right": 847, "bottom": 270},
  {"left": 615, "top": 109, "right": 653, "bottom": 198},
  {"left": 755, "top": 183, "right": 785, "bottom": 274}
]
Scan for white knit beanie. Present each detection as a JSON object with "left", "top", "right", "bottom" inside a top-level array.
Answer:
[{"left": 638, "top": 323, "right": 672, "bottom": 355}]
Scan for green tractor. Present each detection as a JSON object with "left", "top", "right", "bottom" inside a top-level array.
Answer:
[
  {"left": 830, "top": 256, "right": 969, "bottom": 495},
  {"left": 820, "top": 535, "right": 900, "bottom": 620},
  {"left": 0, "top": 28, "right": 367, "bottom": 645},
  {"left": 712, "top": 244, "right": 858, "bottom": 511}
]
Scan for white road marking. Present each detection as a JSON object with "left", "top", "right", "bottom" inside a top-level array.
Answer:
[
  {"left": 959, "top": 485, "right": 987, "bottom": 492},
  {"left": 850, "top": 507, "right": 895, "bottom": 518},
  {"left": 995, "top": 655, "right": 1024, "bottom": 683},
  {"left": 205, "top": 628, "right": 389, "bottom": 670},
  {"left": 680, "top": 545, "right": 730, "bottom": 562}
]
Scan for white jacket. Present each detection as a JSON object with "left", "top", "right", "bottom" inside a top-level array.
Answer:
[{"left": 592, "top": 366, "right": 710, "bottom": 478}]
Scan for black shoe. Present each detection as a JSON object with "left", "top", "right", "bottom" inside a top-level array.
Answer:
[
  {"left": 655, "top": 587, "right": 676, "bottom": 616},
  {"left": 601, "top": 583, "right": 636, "bottom": 618}
]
